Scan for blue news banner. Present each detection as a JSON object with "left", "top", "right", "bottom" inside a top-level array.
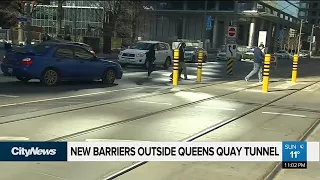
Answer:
[
  {"left": 282, "top": 141, "right": 307, "bottom": 169},
  {"left": 0, "top": 142, "right": 67, "bottom": 161}
]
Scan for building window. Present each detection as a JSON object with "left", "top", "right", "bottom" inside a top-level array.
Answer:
[
  {"left": 312, "top": 11, "right": 316, "bottom": 16},
  {"left": 317, "top": 19, "right": 320, "bottom": 24},
  {"left": 300, "top": 3, "right": 307, "bottom": 8},
  {"left": 299, "top": 11, "right": 305, "bottom": 17},
  {"left": 238, "top": 1, "right": 254, "bottom": 11},
  {"left": 311, "top": 19, "right": 316, "bottom": 24},
  {"left": 187, "top": 1, "right": 205, "bottom": 10},
  {"left": 312, "top": 3, "right": 318, "bottom": 8},
  {"left": 207, "top": 1, "right": 216, "bottom": 10},
  {"left": 219, "top": 2, "right": 234, "bottom": 11}
]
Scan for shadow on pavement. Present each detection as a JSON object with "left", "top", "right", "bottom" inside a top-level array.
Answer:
[{"left": 0, "top": 79, "right": 119, "bottom": 95}]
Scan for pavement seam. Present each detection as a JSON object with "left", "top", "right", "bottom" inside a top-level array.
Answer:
[
  {"left": 0, "top": 79, "right": 239, "bottom": 125},
  {"left": 102, "top": 80, "right": 319, "bottom": 180}
]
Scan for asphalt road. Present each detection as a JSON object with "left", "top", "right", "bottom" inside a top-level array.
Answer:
[{"left": 0, "top": 58, "right": 319, "bottom": 180}]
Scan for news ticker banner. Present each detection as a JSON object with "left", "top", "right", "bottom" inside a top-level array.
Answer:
[{"left": 0, "top": 141, "right": 319, "bottom": 168}]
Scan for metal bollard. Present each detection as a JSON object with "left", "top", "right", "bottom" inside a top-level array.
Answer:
[
  {"left": 172, "top": 49, "right": 180, "bottom": 86},
  {"left": 262, "top": 54, "right": 271, "bottom": 93},
  {"left": 226, "top": 57, "right": 233, "bottom": 75},
  {"left": 197, "top": 50, "right": 204, "bottom": 82},
  {"left": 292, "top": 54, "right": 299, "bottom": 83}
]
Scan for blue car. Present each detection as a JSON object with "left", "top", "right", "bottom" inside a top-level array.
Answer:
[{"left": 0, "top": 42, "right": 123, "bottom": 86}]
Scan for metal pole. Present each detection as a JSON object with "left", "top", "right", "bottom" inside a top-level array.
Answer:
[
  {"left": 297, "top": 19, "right": 303, "bottom": 54},
  {"left": 309, "top": 24, "right": 314, "bottom": 56},
  {"left": 26, "top": 1, "right": 31, "bottom": 45},
  {"left": 74, "top": 8, "right": 77, "bottom": 41},
  {"left": 202, "top": 1, "right": 207, "bottom": 49}
]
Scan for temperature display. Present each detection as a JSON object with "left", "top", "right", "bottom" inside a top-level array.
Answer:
[{"left": 282, "top": 141, "right": 307, "bottom": 169}]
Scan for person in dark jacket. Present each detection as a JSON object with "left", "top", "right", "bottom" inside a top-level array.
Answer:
[
  {"left": 170, "top": 42, "right": 188, "bottom": 80},
  {"left": 245, "top": 44, "right": 264, "bottom": 82},
  {"left": 146, "top": 44, "right": 156, "bottom": 77}
]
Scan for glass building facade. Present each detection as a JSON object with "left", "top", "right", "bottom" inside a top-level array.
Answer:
[{"left": 31, "top": 1, "right": 103, "bottom": 38}]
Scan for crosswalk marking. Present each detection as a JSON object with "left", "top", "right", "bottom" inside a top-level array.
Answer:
[{"left": 273, "top": 82, "right": 297, "bottom": 89}]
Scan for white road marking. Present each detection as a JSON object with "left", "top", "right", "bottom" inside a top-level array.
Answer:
[
  {"left": 248, "top": 82, "right": 262, "bottom": 87},
  {"left": 262, "top": 111, "right": 307, "bottom": 118},
  {"left": 0, "top": 86, "right": 145, "bottom": 108},
  {"left": 0, "top": 136, "right": 30, "bottom": 141},
  {"left": 137, "top": 100, "right": 172, "bottom": 105},
  {"left": 195, "top": 106, "right": 236, "bottom": 111},
  {"left": 273, "top": 82, "right": 297, "bottom": 89},
  {"left": 0, "top": 94, "right": 19, "bottom": 98},
  {"left": 233, "top": 87, "right": 245, "bottom": 91},
  {"left": 86, "top": 139, "right": 150, "bottom": 142}
]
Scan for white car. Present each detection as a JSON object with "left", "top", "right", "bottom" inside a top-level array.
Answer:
[
  {"left": 184, "top": 46, "right": 208, "bottom": 63},
  {"left": 216, "top": 50, "right": 242, "bottom": 61},
  {"left": 118, "top": 41, "right": 173, "bottom": 69},
  {"left": 274, "top": 50, "right": 292, "bottom": 59}
]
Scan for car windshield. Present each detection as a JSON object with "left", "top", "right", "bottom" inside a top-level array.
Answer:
[
  {"left": 185, "top": 47, "right": 198, "bottom": 51},
  {"left": 131, "top": 43, "right": 153, "bottom": 50},
  {"left": 300, "top": 50, "right": 308, "bottom": 53}
]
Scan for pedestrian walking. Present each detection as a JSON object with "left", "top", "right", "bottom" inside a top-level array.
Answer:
[
  {"left": 146, "top": 44, "right": 156, "bottom": 78},
  {"left": 245, "top": 44, "right": 265, "bottom": 82},
  {"left": 170, "top": 42, "right": 188, "bottom": 80}
]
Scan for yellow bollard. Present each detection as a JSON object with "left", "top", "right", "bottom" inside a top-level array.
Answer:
[
  {"left": 172, "top": 49, "right": 180, "bottom": 86},
  {"left": 197, "top": 50, "right": 204, "bottom": 82},
  {"left": 226, "top": 57, "right": 233, "bottom": 75},
  {"left": 292, "top": 54, "right": 299, "bottom": 83},
  {"left": 262, "top": 54, "right": 271, "bottom": 93}
]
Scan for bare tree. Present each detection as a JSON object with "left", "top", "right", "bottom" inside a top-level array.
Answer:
[
  {"left": 56, "top": 0, "right": 66, "bottom": 36},
  {"left": 90, "top": 0, "right": 147, "bottom": 52},
  {"left": 0, "top": 0, "right": 41, "bottom": 27}
]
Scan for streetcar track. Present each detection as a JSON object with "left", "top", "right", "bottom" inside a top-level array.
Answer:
[
  {"left": 263, "top": 120, "right": 320, "bottom": 180},
  {"left": 102, "top": 81, "right": 320, "bottom": 180},
  {"left": 0, "top": 79, "right": 246, "bottom": 125},
  {"left": 48, "top": 78, "right": 287, "bottom": 142}
]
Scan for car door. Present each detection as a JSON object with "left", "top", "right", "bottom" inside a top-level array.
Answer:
[
  {"left": 53, "top": 47, "right": 79, "bottom": 79},
  {"left": 72, "top": 46, "right": 104, "bottom": 79}
]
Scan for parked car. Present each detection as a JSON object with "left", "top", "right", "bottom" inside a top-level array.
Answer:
[
  {"left": 299, "top": 50, "right": 310, "bottom": 58},
  {"left": 184, "top": 46, "right": 208, "bottom": 63},
  {"left": 274, "top": 50, "right": 292, "bottom": 59},
  {"left": 1, "top": 42, "right": 122, "bottom": 86},
  {"left": 216, "top": 49, "right": 242, "bottom": 61},
  {"left": 118, "top": 41, "right": 173, "bottom": 69}
]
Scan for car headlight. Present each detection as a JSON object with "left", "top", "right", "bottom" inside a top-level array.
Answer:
[{"left": 137, "top": 52, "right": 145, "bottom": 57}]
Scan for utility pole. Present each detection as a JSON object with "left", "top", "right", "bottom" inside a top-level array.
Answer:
[{"left": 25, "top": 0, "right": 31, "bottom": 45}]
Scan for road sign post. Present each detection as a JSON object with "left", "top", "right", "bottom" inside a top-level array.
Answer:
[{"left": 226, "top": 26, "right": 238, "bottom": 75}]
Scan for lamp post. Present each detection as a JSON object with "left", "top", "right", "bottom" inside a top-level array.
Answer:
[
  {"left": 297, "top": 19, "right": 303, "bottom": 54},
  {"left": 309, "top": 24, "right": 320, "bottom": 56},
  {"left": 202, "top": 1, "right": 208, "bottom": 49}
]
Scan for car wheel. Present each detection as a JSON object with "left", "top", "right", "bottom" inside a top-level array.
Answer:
[
  {"left": 16, "top": 76, "right": 30, "bottom": 82},
  {"left": 102, "top": 68, "right": 116, "bottom": 85},
  {"left": 163, "top": 57, "right": 171, "bottom": 69},
  {"left": 40, "top": 68, "right": 59, "bottom": 86}
]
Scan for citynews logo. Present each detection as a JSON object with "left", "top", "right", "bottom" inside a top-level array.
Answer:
[{"left": 11, "top": 147, "right": 57, "bottom": 157}]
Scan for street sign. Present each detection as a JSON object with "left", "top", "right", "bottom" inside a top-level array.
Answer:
[
  {"left": 226, "top": 44, "right": 237, "bottom": 58},
  {"left": 307, "top": 36, "right": 315, "bottom": 43},
  {"left": 226, "top": 37, "right": 236, "bottom": 44},
  {"left": 206, "top": 16, "right": 212, "bottom": 30},
  {"left": 227, "top": 26, "right": 237, "bottom": 38},
  {"left": 17, "top": 16, "right": 28, "bottom": 22}
]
